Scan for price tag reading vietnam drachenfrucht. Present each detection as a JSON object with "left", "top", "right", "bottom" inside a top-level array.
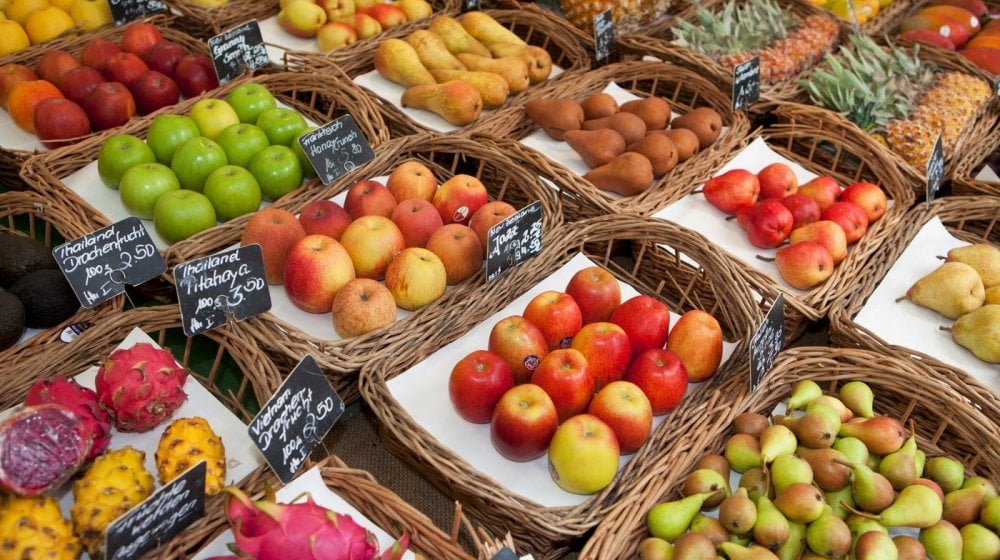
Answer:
[
  {"left": 208, "top": 20, "right": 270, "bottom": 86},
  {"left": 298, "top": 115, "right": 376, "bottom": 186},
  {"left": 109, "top": 0, "right": 166, "bottom": 27},
  {"left": 926, "top": 135, "right": 945, "bottom": 208},
  {"left": 594, "top": 9, "right": 615, "bottom": 62},
  {"left": 750, "top": 293, "right": 784, "bottom": 394},
  {"left": 53, "top": 217, "right": 165, "bottom": 309},
  {"left": 731, "top": 57, "right": 760, "bottom": 113},
  {"left": 486, "top": 201, "right": 543, "bottom": 282},
  {"left": 105, "top": 461, "right": 206, "bottom": 560},
  {"left": 248, "top": 355, "right": 345, "bottom": 483},
  {"left": 173, "top": 244, "right": 270, "bottom": 336}
]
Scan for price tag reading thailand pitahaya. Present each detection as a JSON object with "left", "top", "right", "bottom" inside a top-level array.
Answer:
[
  {"left": 750, "top": 293, "right": 784, "bottom": 393},
  {"left": 173, "top": 244, "right": 271, "bottom": 336}
]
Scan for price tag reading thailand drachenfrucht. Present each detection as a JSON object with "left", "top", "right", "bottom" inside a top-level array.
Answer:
[
  {"left": 173, "top": 244, "right": 270, "bottom": 336},
  {"left": 926, "top": 135, "right": 945, "bottom": 208},
  {"left": 298, "top": 115, "right": 376, "bottom": 186},
  {"left": 53, "top": 217, "right": 165, "bottom": 309},
  {"left": 486, "top": 201, "right": 543, "bottom": 282},
  {"left": 248, "top": 355, "right": 344, "bottom": 483},
  {"left": 208, "top": 20, "right": 270, "bottom": 86},
  {"left": 732, "top": 57, "right": 760, "bottom": 112},
  {"left": 594, "top": 9, "right": 615, "bottom": 62},
  {"left": 109, "top": 0, "right": 166, "bottom": 27},
  {"left": 750, "top": 293, "right": 784, "bottom": 394}
]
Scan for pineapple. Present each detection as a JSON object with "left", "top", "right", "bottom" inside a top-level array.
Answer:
[
  {"left": 0, "top": 494, "right": 81, "bottom": 559},
  {"left": 559, "top": 0, "right": 672, "bottom": 34},
  {"left": 155, "top": 416, "right": 227, "bottom": 497},
  {"left": 71, "top": 446, "right": 154, "bottom": 556}
]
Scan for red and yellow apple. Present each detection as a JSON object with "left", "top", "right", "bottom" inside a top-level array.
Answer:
[
  {"left": 390, "top": 198, "right": 444, "bottom": 248},
  {"left": 570, "top": 322, "right": 631, "bottom": 391},
  {"left": 665, "top": 310, "right": 723, "bottom": 382},
  {"left": 298, "top": 199, "right": 352, "bottom": 240},
  {"left": 469, "top": 200, "right": 517, "bottom": 253},
  {"left": 565, "top": 266, "right": 622, "bottom": 324},
  {"left": 587, "top": 380, "right": 652, "bottom": 454},
  {"left": 339, "top": 215, "right": 406, "bottom": 280},
  {"left": 425, "top": 223, "right": 483, "bottom": 285},
  {"left": 282, "top": 234, "right": 356, "bottom": 313},
  {"left": 522, "top": 290, "right": 582, "bottom": 350},
  {"left": 432, "top": 173, "right": 488, "bottom": 225},
  {"left": 488, "top": 315, "right": 548, "bottom": 385},
  {"left": 449, "top": 349, "right": 516, "bottom": 424},
  {"left": 386, "top": 160, "right": 437, "bottom": 203},
  {"left": 547, "top": 413, "right": 620, "bottom": 494},
  {"left": 241, "top": 208, "right": 308, "bottom": 285},
  {"left": 625, "top": 348, "right": 688, "bottom": 415},
  {"left": 330, "top": 277, "right": 396, "bottom": 337},
  {"left": 344, "top": 179, "right": 397, "bottom": 219},
  {"left": 384, "top": 247, "right": 447, "bottom": 311},
  {"left": 490, "top": 383, "right": 558, "bottom": 462},
  {"left": 609, "top": 294, "right": 670, "bottom": 357}
]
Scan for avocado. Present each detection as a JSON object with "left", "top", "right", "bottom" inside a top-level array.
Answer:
[
  {"left": 0, "top": 232, "right": 58, "bottom": 289},
  {"left": 9, "top": 269, "right": 79, "bottom": 329},
  {"left": 0, "top": 290, "right": 25, "bottom": 350}
]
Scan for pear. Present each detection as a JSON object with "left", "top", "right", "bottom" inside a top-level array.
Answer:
[
  {"left": 719, "top": 542, "right": 780, "bottom": 560},
  {"left": 949, "top": 304, "right": 1000, "bottom": 363},
  {"left": 524, "top": 98, "right": 583, "bottom": 141},
  {"left": 487, "top": 43, "right": 552, "bottom": 84},
  {"left": 893, "top": 536, "right": 926, "bottom": 560},
  {"left": 776, "top": 520, "right": 807, "bottom": 560},
  {"left": 839, "top": 381, "right": 875, "bottom": 418},
  {"left": 947, "top": 243, "right": 1000, "bottom": 288},
  {"left": 636, "top": 537, "right": 672, "bottom": 560},
  {"left": 963, "top": 477, "right": 997, "bottom": 500},
  {"left": 925, "top": 456, "right": 965, "bottom": 493},
  {"left": 580, "top": 92, "right": 618, "bottom": 120},
  {"left": 733, "top": 412, "right": 769, "bottom": 438},
  {"left": 960, "top": 523, "right": 1000, "bottom": 560},
  {"left": 563, "top": 129, "right": 625, "bottom": 169},
  {"left": 774, "top": 482, "right": 825, "bottom": 523},
  {"left": 986, "top": 285, "right": 1000, "bottom": 305},
  {"left": 672, "top": 531, "right": 716, "bottom": 559},
  {"left": 455, "top": 53, "right": 529, "bottom": 93},
  {"left": 427, "top": 15, "right": 491, "bottom": 57},
  {"left": 759, "top": 424, "right": 798, "bottom": 464},
  {"left": 788, "top": 380, "right": 823, "bottom": 410},
  {"left": 690, "top": 514, "right": 730, "bottom": 545},
  {"left": 754, "top": 495, "right": 791, "bottom": 548},
  {"left": 697, "top": 453, "right": 731, "bottom": 479},
  {"left": 848, "top": 514, "right": 889, "bottom": 539},
  {"left": 920, "top": 519, "right": 964, "bottom": 560},
  {"left": 671, "top": 107, "right": 722, "bottom": 149},
  {"left": 726, "top": 434, "right": 762, "bottom": 474},
  {"left": 807, "top": 506, "right": 852, "bottom": 559},
  {"left": 837, "top": 459, "right": 895, "bottom": 514},
  {"left": 826, "top": 485, "right": 856, "bottom": 519},
  {"left": 682, "top": 468, "right": 730, "bottom": 509},
  {"left": 834, "top": 436, "right": 871, "bottom": 468},
  {"left": 875, "top": 484, "right": 943, "bottom": 528},
  {"left": 770, "top": 454, "right": 813, "bottom": 494},
  {"left": 620, "top": 97, "right": 672, "bottom": 131},
  {"left": 720, "top": 487, "right": 757, "bottom": 535},
  {"left": 429, "top": 69, "right": 508, "bottom": 109},
  {"left": 878, "top": 424, "right": 920, "bottom": 490},
  {"left": 460, "top": 11, "right": 525, "bottom": 47},
  {"left": 582, "top": 112, "right": 647, "bottom": 145},
  {"left": 277, "top": 0, "right": 327, "bottom": 38},
  {"left": 401, "top": 80, "right": 483, "bottom": 126},
  {"left": 374, "top": 38, "right": 436, "bottom": 88},
  {"left": 625, "top": 134, "right": 678, "bottom": 178},
  {"left": 901, "top": 262, "right": 985, "bottom": 319},
  {"left": 582, "top": 152, "right": 654, "bottom": 197},
  {"left": 739, "top": 467, "right": 773, "bottom": 501},
  {"left": 797, "top": 447, "right": 850, "bottom": 491},
  {"left": 838, "top": 416, "right": 906, "bottom": 456},
  {"left": 811, "top": 395, "right": 854, "bottom": 423},
  {"left": 646, "top": 491, "right": 721, "bottom": 542},
  {"left": 854, "top": 530, "right": 899, "bottom": 560},
  {"left": 405, "top": 30, "right": 466, "bottom": 71},
  {"left": 784, "top": 407, "right": 840, "bottom": 449},
  {"left": 981, "top": 496, "right": 1000, "bottom": 532},
  {"left": 945, "top": 483, "right": 989, "bottom": 527}
]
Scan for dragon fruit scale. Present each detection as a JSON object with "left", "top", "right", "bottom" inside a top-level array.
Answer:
[
  {"left": 25, "top": 375, "right": 111, "bottom": 461},
  {"left": 221, "top": 487, "right": 410, "bottom": 560},
  {"left": 0, "top": 404, "right": 91, "bottom": 497},
  {"left": 96, "top": 342, "right": 189, "bottom": 433}
]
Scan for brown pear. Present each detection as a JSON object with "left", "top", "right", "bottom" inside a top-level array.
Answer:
[
  {"left": 625, "top": 134, "right": 678, "bottom": 177},
  {"left": 487, "top": 42, "right": 552, "bottom": 84},
  {"left": 563, "top": 129, "right": 625, "bottom": 168},
  {"left": 427, "top": 15, "right": 492, "bottom": 57},
  {"left": 429, "top": 69, "right": 508, "bottom": 109},
  {"left": 524, "top": 98, "right": 583, "bottom": 141},
  {"left": 582, "top": 112, "right": 646, "bottom": 145},
  {"left": 401, "top": 80, "right": 483, "bottom": 126},
  {"left": 406, "top": 30, "right": 466, "bottom": 71},
  {"left": 582, "top": 152, "right": 654, "bottom": 196},
  {"left": 620, "top": 97, "right": 672, "bottom": 130},
  {"left": 374, "top": 38, "right": 436, "bottom": 88},
  {"left": 671, "top": 107, "right": 723, "bottom": 149},
  {"left": 733, "top": 412, "right": 769, "bottom": 438},
  {"left": 580, "top": 92, "right": 618, "bottom": 119},
  {"left": 697, "top": 454, "right": 731, "bottom": 479},
  {"left": 654, "top": 128, "right": 700, "bottom": 161},
  {"left": 456, "top": 53, "right": 529, "bottom": 94}
]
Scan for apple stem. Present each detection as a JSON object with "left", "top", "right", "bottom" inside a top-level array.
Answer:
[
  {"left": 692, "top": 188, "right": 703, "bottom": 194},
  {"left": 756, "top": 255, "right": 776, "bottom": 262},
  {"left": 725, "top": 215, "right": 736, "bottom": 221}
]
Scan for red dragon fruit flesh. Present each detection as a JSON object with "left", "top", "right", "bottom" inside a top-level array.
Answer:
[
  {"left": 0, "top": 404, "right": 91, "bottom": 496},
  {"left": 96, "top": 342, "right": 189, "bottom": 432},
  {"left": 25, "top": 375, "right": 111, "bottom": 461}
]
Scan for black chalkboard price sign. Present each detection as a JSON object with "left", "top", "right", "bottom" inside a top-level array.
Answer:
[
  {"left": 846, "top": 0, "right": 862, "bottom": 34},
  {"left": 749, "top": 293, "right": 784, "bottom": 394},
  {"left": 104, "top": 461, "right": 206, "bottom": 560},
  {"left": 208, "top": 20, "right": 270, "bottom": 86},
  {"left": 926, "top": 135, "right": 945, "bottom": 208},
  {"left": 52, "top": 217, "right": 166, "bottom": 309},
  {"left": 463, "top": 0, "right": 481, "bottom": 11},
  {"left": 994, "top": 76, "right": 999, "bottom": 98},
  {"left": 173, "top": 244, "right": 271, "bottom": 336},
  {"left": 298, "top": 114, "right": 376, "bottom": 186},
  {"left": 486, "top": 201, "right": 543, "bottom": 282},
  {"left": 248, "top": 355, "right": 345, "bottom": 483},
  {"left": 593, "top": 9, "right": 615, "bottom": 62},
  {"left": 731, "top": 56, "right": 761, "bottom": 113},
  {"left": 109, "top": 0, "right": 166, "bottom": 27},
  {"left": 491, "top": 548, "right": 519, "bottom": 560}
]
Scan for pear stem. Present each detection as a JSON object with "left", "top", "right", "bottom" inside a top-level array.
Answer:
[
  {"left": 757, "top": 255, "right": 776, "bottom": 262},
  {"left": 936, "top": 255, "right": 945, "bottom": 260},
  {"left": 894, "top": 295, "right": 908, "bottom": 303},
  {"left": 939, "top": 325, "right": 953, "bottom": 332},
  {"left": 841, "top": 501, "right": 877, "bottom": 519}
]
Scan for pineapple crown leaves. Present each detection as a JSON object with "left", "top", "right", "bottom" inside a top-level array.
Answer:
[{"left": 673, "top": 0, "right": 793, "bottom": 56}]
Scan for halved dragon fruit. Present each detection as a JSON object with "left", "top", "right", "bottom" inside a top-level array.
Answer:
[
  {"left": 25, "top": 375, "right": 111, "bottom": 461},
  {"left": 96, "top": 342, "right": 188, "bottom": 433},
  {"left": 0, "top": 404, "right": 91, "bottom": 496}
]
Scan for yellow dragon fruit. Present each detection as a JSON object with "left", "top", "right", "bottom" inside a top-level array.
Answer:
[
  {"left": 96, "top": 342, "right": 188, "bottom": 432},
  {"left": 71, "top": 446, "right": 154, "bottom": 556},
  {"left": 0, "top": 494, "right": 81, "bottom": 559},
  {"left": 156, "top": 416, "right": 227, "bottom": 496}
]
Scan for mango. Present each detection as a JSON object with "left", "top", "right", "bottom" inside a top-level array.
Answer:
[
  {"left": 960, "top": 47, "right": 1000, "bottom": 74},
  {"left": 899, "top": 28, "right": 957, "bottom": 50},
  {"left": 901, "top": 12, "right": 970, "bottom": 47}
]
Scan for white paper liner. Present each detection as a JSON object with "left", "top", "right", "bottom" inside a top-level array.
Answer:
[
  {"left": 386, "top": 253, "right": 737, "bottom": 508},
  {"left": 974, "top": 163, "right": 1000, "bottom": 185},
  {"left": 258, "top": 14, "right": 318, "bottom": 67}
]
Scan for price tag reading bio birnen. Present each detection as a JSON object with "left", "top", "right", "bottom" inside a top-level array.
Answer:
[
  {"left": 749, "top": 293, "right": 784, "bottom": 394},
  {"left": 298, "top": 115, "right": 376, "bottom": 186},
  {"left": 486, "top": 201, "right": 543, "bottom": 282},
  {"left": 109, "top": 0, "right": 166, "bottom": 27},
  {"left": 173, "top": 244, "right": 270, "bottom": 336},
  {"left": 208, "top": 20, "right": 270, "bottom": 86}
]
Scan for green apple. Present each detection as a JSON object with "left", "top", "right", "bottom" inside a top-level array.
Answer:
[
  {"left": 189, "top": 98, "right": 241, "bottom": 140},
  {"left": 153, "top": 190, "right": 218, "bottom": 244},
  {"left": 97, "top": 134, "right": 156, "bottom": 189},
  {"left": 145, "top": 114, "right": 201, "bottom": 166},
  {"left": 119, "top": 162, "right": 181, "bottom": 220},
  {"left": 255, "top": 107, "right": 308, "bottom": 147},
  {"left": 248, "top": 145, "right": 303, "bottom": 201},
  {"left": 291, "top": 126, "right": 318, "bottom": 179},
  {"left": 203, "top": 165, "right": 262, "bottom": 221},
  {"left": 226, "top": 82, "right": 277, "bottom": 124},
  {"left": 170, "top": 136, "right": 228, "bottom": 193},
  {"left": 215, "top": 122, "right": 271, "bottom": 169}
]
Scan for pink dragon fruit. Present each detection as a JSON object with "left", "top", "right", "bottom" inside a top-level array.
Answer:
[
  {"left": 95, "top": 342, "right": 188, "bottom": 432},
  {"left": 25, "top": 375, "right": 111, "bottom": 461},
  {"left": 222, "top": 486, "right": 410, "bottom": 560},
  {"left": 0, "top": 404, "right": 91, "bottom": 496}
]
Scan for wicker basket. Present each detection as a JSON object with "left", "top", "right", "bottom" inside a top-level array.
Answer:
[
  {"left": 285, "top": 9, "right": 592, "bottom": 137},
  {"left": 0, "top": 17, "right": 208, "bottom": 190},
  {"left": 149, "top": 454, "right": 483, "bottom": 559},
  {"left": 0, "top": 191, "right": 125, "bottom": 387},
  {"left": 476, "top": 59, "right": 752, "bottom": 219},
  {"left": 165, "top": 133, "right": 565, "bottom": 406},
  {"left": 829, "top": 196, "right": 1000, "bottom": 419},
  {"left": 579, "top": 346, "right": 1000, "bottom": 559},
  {"left": 359, "top": 214, "right": 765, "bottom": 559},
  {"left": 952, "top": 118, "right": 1000, "bottom": 196}
]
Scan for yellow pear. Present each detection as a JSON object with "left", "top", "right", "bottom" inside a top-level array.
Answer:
[
  {"left": 406, "top": 30, "right": 466, "bottom": 71},
  {"left": 460, "top": 11, "right": 524, "bottom": 46},
  {"left": 374, "top": 38, "right": 436, "bottom": 88},
  {"left": 455, "top": 53, "right": 528, "bottom": 94},
  {"left": 401, "top": 80, "right": 483, "bottom": 126},
  {"left": 946, "top": 243, "right": 1000, "bottom": 288},
  {"left": 427, "top": 15, "right": 491, "bottom": 57},
  {"left": 903, "top": 262, "right": 985, "bottom": 319},
  {"left": 487, "top": 42, "right": 551, "bottom": 84},
  {"left": 429, "top": 69, "right": 508, "bottom": 109},
  {"left": 949, "top": 304, "right": 1000, "bottom": 363},
  {"left": 986, "top": 285, "right": 1000, "bottom": 305}
]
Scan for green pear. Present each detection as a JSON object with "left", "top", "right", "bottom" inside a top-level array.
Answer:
[
  {"left": 637, "top": 537, "right": 673, "bottom": 560},
  {"left": 696, "top": 453, "right": 731, "bottom": 479},
  {"left": 963, "top": 477, "right": 997, "bottom": 500},
  {"left": 774, "top": 482, "right": 826, "bottom": 523},
  {"left": 771, "top": 454, "right": 813, "bottom": 494},
  {"left": 848, "top": 514, "right": 889, "bottom": 539},
  {"left": 739, "top": 467, "right": 773, "bottom": 501},
  {"left": 754, "top": 495, "right": 791, "bottom": 548},
  {"left": 949, "top": 304, "right": 1000, "bottom": 363},
  {"left": 788, "top": 380, "right": 823, "bottom": 410},
  {"left": 925, "top": 456, "right": 965, "bottom": 493},
  {"left": 833, "top": 437, "right": 871, "bottom": 471},
  {"left": 806, "top": 506, "right": 852, "bottom": 559},
  {"left": 690, "top": 514, "right": 729, "bottom": 545},
  {"left": 797, "top": 447, "right": 850, "bottom": 491},
  {"left": 682, "top": 468, "right": 730, "bottom": 509},
  {"left": 810, "top": 395, "right": 854, "bottom": 423},
  {"left": 920, "top": 519, "right": 964, "bottom": 560},
  {"left": 903, "top": 262, "right": 985, "bottom": 319},
  {"left": 784, "top": 407, "right": 840, "bottom": 449},
  {"left": 839, "top": 381, "right": 875, "bottom": 418},
  {"left": 718, "top": 542, "right": 780, "bottom": 560},
  {"left": 960, "top": 523, "right": 1000, "bottom": 560},
  {"left": 726, "top": 434, "right": 762, "bottom": 474},
  {"left": 916, "top": 449, "right": 927, "bottom": 478},
  {"left": 878, "top": 426, "right": 920, "bottom": 490},
  {"left": 945, "top": 484, "right": 989, "bottom": 527},
  {"left": 854, "top": 530, "right": 899, "bottom": 560},
  {"left": 837, "top": 459, "right": 895, "bottom": 514},
  {"left": 776, "top": 520, "right": 807, "bottom": 560},
  {"left": 672, "top": 532, "right": 716, "bottom": 560},
  {"left": 760, "top": 424, "right": 798, "bottom": 464},
  {"left": 981, "top": 496, "right": 1000, "bottom": 532},
  {"left": 947, "top": 243, "right": 1000, "bottom": 288},
  {"left": 647, "top": 491, "right": 721, "bottom": 542},
  {"left": 826, "top": 485, "right": 856, "bottom": 519},
  {"left": 719, "top": 487, "right": 757, "bottom": 536},
  {"left": 876, "top": 484, "right": 943, "bottom": 528}
]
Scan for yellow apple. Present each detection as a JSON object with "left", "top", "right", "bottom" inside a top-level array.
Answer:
[
  {"left": 69, "top": 0, "right": 112, "bottom": 31},
  {"left": 547, "top": 413, "right": 620, "bottom": 494},
  {"left": 384, "top": 247, "right": 446, "bottom": 310},
  {"left": 331, "top": 278, "right": 396, "bottom": 337},
  {"left": 338, "top": 215, "right": 405, "bottom": 280}
]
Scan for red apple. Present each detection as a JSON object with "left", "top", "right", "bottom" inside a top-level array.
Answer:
[
  {"left": 173, "top": 53, "right": 219, "bottom": 98},
  {"left": 130, "top": 70, "right": 179, "bottom": 115},
  {"left": 570, "top": 322, "right": 631, "bottom": 391},
  {"left": 789, "top": 220, "right": 848, "bottom": 265},
  {"left": 298, "top": 199, "right": 351, "bottom": 240},
  {"left": 359, "top": 3, "right": 408, "bottom": 29},
  {"left": 59, "top": 66, "right": 104, "bottom": 106},
  {"left": 626, "top": 348, "right": 688, "bottom": 415},
  {"left": 821, "top": 201, "right": 868, "bottom": 245},
  {"left": 34, "top": 50, "right": 80, "bottom": 90},
  {"left": 565, "top": 266, "right": 622, "bottom": 324},
  {"left": 757, "top": 162, "right": 798, "bottom": 199},
  {"left": 242, "top": 208, "right": 308, "bottom": 285},
  {"left": 338, "top": 215, "right": 406, "bottom": 280},
  {"left": 530, "top": 348, "right": 594, "bottom": 423},
  {"left": 490, "top": 384, "right": 558, "bottom": 462},
  {"left": 488, "top": 315, "right": 549, "bottom": 385},
  {"left": 780, "top": 193, "right": 821, "bottom": 230},
  {"left": 0, "top": 64, "right": 38, "bottom": 110},
  {"left": 798, "top": 176, "right": 841, "bottom": 210},
  {"left": 283, "top": 234, "right": 356, "bottom": 312},
  {"left": 83, "top": 82, "right": 136, "bottom": 130},
  {"left": 390, "top": 198, "right": 443, "bottom": 248},
  {"left": 839, "top": 181, "right": 887, "bottom": 223},
  {"left": 432, "top": 174, "right": 488, "bottom": 225},
  {"left": 610, "top": 294, "right": 670, "bottom": 357},
  {"left": 774, "top": 241, "right": 835, "bottom": 290},
  {"left": 33, "top": 98, "right": 91, "bottom": 149},
  {"left": 469, "top": 200, "right": 517, "bottom": 253},
  {"left": 666, "top": 310, "right": 723, "bottom": 382},
  {"left": 450, "top": 350, "right": 516, "bottom": 424},
  {"left": 523, "top": 290, "right": 583, "bottom": 350},
  {"left": 425, "top": 223, "right": 482, "bottom": 285},
  {"left": 142, "top": 41, "right": 187, "bottom": 77},
  {"left": 103, "top": 52, "right": 149, "bottom": 88},
  {"left": 386, "top": 160, "right": 437, "bottom": 202},
  {"left": 121, "top": 21, "right": 164, "bottom": 59},
  {"left": 80, "top": 37, "right": 121, "bottom": 73},
  {"left": 587, "top": 380, "right": 652, "bottom": 454},
  {"left": 703, "top": 168, "right": 760, "bottom": 214},
  {"left": 344, "top": 179, "right": 397, "bottom": 219},
  {"left": 746, "top": 199, "right": 794, "bottom": 249}
]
